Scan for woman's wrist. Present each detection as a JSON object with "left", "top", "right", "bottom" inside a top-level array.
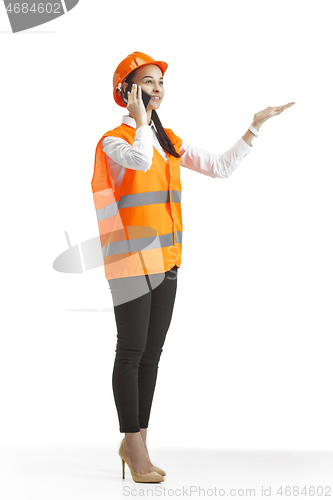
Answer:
[
  {"left": 136, "top": 117, "right": 149, "bottom": 129},
  {"left": 242, "top": 119, "right": 263, "bottom": 147},
  {"left": 128, "top": 111, "right": 148, "bottom": 129},
  {"left": 252, "top": 119, "right": 262, "bottom": 131}
]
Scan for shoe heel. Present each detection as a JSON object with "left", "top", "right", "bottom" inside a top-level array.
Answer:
[{"left": 122, "top": 458, "right": 125, "bottom": 479}]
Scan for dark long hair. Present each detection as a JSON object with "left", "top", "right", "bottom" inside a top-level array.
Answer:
[{"left": 123, "top": 70, "right": 180, "bottom": 159}]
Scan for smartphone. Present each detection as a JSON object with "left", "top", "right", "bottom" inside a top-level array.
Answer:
[{"left": 122, "top": 82, "right": 152, "bottom": 110}]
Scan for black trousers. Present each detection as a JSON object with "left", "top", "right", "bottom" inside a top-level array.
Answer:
[{"left": 108, "top": 265, "right": 178, "bottom": 433}]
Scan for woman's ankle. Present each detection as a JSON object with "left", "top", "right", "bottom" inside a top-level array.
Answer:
[{"left": 139, "top": 427, "right": 147, "bottom": 444}]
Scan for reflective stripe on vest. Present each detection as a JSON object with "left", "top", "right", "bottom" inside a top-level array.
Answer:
[
  {"left": 102, "top": 230, "right": 183, "bottom": 258},
  {"left": 91, "top": 123, "right": 183, "bottom": 280},
  {"left": 96, "top": 190, "right": 181, "bottom": 220}
]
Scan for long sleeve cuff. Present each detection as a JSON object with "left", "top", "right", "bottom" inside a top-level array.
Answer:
[
  {"left": 212, "top": 137, "right": 252, "bottom": 178},
  {"left": 132, "top": 125, "right": 154, "bottom": 156},
  {"left": 238, "top": 136, "right": 253, "bottom": 151},
  {"left": 102, "top": 125, "right": 154, "bottom": 172}
]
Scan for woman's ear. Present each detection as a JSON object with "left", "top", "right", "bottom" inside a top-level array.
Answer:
[{"left": 116, "top": 82, "right": 128, "bottom": 95}]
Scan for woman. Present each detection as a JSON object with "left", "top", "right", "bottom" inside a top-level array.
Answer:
[{"left": 91, "top": 51, "right": 295, "bottom": 483}]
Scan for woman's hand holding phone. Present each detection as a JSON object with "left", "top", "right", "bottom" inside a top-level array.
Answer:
[{"left": 126, "top": 84, "right": 148, "bottom": 129}]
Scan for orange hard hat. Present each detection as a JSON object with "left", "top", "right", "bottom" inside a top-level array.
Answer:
[{"left": 113, "top": 51, "right": 168, "bottom": 108}]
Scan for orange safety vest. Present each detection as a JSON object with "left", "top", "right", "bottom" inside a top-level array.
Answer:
[{"left": 91, "top": 123, "right": 183, "bottom": 280}]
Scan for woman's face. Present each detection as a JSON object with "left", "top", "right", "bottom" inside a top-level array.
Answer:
[{"left": 123, "top": 64, "right": 164, "bottom": 111}]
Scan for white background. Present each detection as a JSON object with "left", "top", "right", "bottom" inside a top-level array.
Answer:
[{"left": 1, "top": 0, "right": 333, "bottom": 456}]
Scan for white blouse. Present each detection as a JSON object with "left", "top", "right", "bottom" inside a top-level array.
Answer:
[{"left": 102, "top": 115, "right": 253, "bottom": 191}]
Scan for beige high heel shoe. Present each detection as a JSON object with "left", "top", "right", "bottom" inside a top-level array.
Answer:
[
  {"left": 150, "top": 465, "right": 166, "bottom": 476},
  {"left": 120, "top": 437, "right": 166, "bottom": 476},
  {"left": 119, "top": 438, "right": 164, "bottom": 483}
]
